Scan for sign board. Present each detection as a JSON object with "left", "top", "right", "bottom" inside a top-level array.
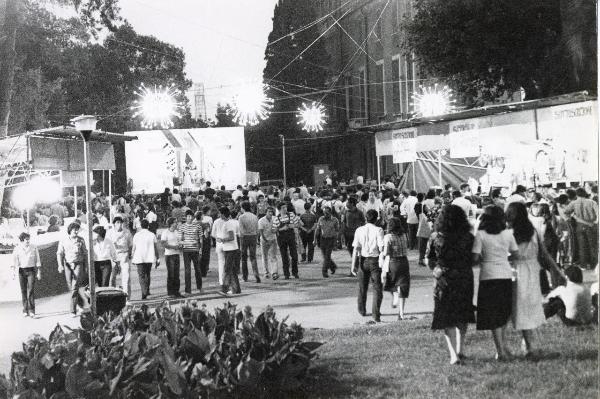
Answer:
[
  {"left": 449, "top": 120, "right": 480, "bottom": 158},
  {"left": 392, "top": 128, "right": 417, "bottom": 163}
]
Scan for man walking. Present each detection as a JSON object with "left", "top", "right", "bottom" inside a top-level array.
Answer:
[
  {"left": 13, "top": 232, "right": 41, "bottom": 317},
  {"left": 299, "top": 202, "right": 317, "bottom": 263},
  {"left": 258, "top": 207, "right": 279, "bottom": 279},
  {"left": 199, "top": 206, "right": 213, "bottom": 277},
  {"left": 131, "top": 219, "right": 160, "bottom": 300},
  {"left": 179, "top": 210, "right": 203, "bottom": 294},
  {"left": 239, "top": 201, "right": 261, "bottom": 283},
  {"left": 401, "top": 190, "right": 419, "bottom": 249},
  {"left": 341, "top": 197, "right": 365, "bottom": 275},
  {"left": 352, "top": 210, "right": 385, "bottom": 323},
  {"left": 314, "top": 206, "right": 340, "bottom": 278},
  {"left": 273, "top": 202, "right": 301, "bottom": 279},
  {"left": 57, "top": 222, "right": 90, "bottom": 315},
  {"left": 214, "top": 207, "right": 241, "bottom": 294}
]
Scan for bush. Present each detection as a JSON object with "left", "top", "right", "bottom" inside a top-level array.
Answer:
[{"left": 1, "top": 302, "right": 323, "bottom": 398}]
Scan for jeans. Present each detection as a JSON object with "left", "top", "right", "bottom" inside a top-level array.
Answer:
[
  {"left": 407, "top": 223, "right": 418, "bottom": 250},
  {"left": 344, "top": 231, "right": 356, "bottom": 258},
  {"left": 136, "top": 263, "right": 152, "bottom": 299},
  {"left": 357, "top": 257, "right": 383, "bottom": 320},
  {"left": 300, "top": 230, "right": 315, "bottom": 261},
  {"left": 94, "top": 260, "right": 112, "bottom": 287},
  {"left": 200, "top": 236, "right": 211, "bottom": 276},
  {"left": 183, "top": 251, "right": 202, "bottom": 293},
  {"left": 320, "top": 237, "right": 337, "bottom": 275},
  {"left": 418, "top": 236, "right": 429, "bottom": 261},
  {"left": 575, "top": 223, "right": 598, "bottom": 268},
  {"left": 261, "top": 239, "right": 279, "bottom": 275},
  {"left": 241, "top": 235, "right": 259, "bottom": 280},
  {"left": 165, "top": 254, "right": 181, "bottom": 295},
  {"left": 64, "top": 262, "right": 89, "bottom": 313},
  {"left": 223, "top": 250, "right": 241, "bottom": 293},
  {"left": 277, "top": 230, "right": 298, "bottom": 277},
  {"left": 19, "top": 267, "right": 36, "bottom": 314}
]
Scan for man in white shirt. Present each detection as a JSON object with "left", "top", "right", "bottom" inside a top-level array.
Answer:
[
  {"left": 291, "top": 192, "right": 306, "bottom": 216},
  {"left": 212, "top": 206, "right": 241, "bottom": 294},
  {"left": 544, "top": 266, "right": 592, "bottom": 325},
  {"left": 232, "top": 185, "right": 244, "bottom": 202},
  {"left": 352, "top": 209, "right": 385, "bottom": 323},
  {"left": 91, "top": 225, "right": 119, "bottom": 287},
  {"left": 451, "top": 189, "right": 475, "bottom": 220},
  {"left": 401, "top": 190, "right": 419, "bottom": 249},
  {"left": 131, "top": 219, "right": 159, "bottom": 300},
  {"left": 12, "top": 232, "right": 41, "bottom": 317},
  {"left": 504, "top": 185, "right": 527, "bottom": 211},
  {"left": 258, "top": 207, "right": 279, "bottom": 279}
]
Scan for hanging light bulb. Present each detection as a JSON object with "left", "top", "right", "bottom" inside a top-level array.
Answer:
[
  {"left": 131, "top": 83, "right": 182, "bottom": 129},
  {"left": 230, "top": 83, "right": 273, "bottom": 126},
  {"left": 297, "top": 102, "right": 326, "bottom": 132},
  {"left": 412, "top": 84, "right": 455, "bottom": 118}
]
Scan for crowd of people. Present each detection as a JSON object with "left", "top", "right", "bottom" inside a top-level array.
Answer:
[{"left": 10, "top": 178, "right": 599, "bottom": 364}]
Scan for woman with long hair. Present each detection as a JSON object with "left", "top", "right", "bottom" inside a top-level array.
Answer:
[
  {"left": 506, "top": 202, "right": 564, "bottom": 358},
  {"left": 380, "top": 217, "right": 410, "bottom": 320},
  {"left": 472, "top": 205, "right": 519, "bottom": 361},
  {"left": 428, "top": 205, "right": 475, "bottom": 365}
]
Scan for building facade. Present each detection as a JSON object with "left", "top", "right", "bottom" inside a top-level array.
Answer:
[{"left": 310, "top": 0, "right": 421, "bottom": 184}]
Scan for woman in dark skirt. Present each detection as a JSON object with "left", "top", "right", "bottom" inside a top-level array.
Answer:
[
  {"left": 427, "top": 205, "right": 475, "bottom": 365},
  {"left": 472, "top": 205, "right": 520, "bottom": 361},
  {"left": 380, "top": 218, "right": 410, "bottom": 320}
]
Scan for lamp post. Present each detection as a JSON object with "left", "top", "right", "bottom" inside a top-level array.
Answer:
[
  {"left": 71, "top": 115, "right": 97, "bottom": 316},
  {"left": 279, "top": 134, "right": 286, "bottom": 188}
]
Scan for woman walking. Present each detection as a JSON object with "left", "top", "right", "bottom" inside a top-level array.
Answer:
[
  {"left": 380, "top": 218, "right": 410, "bottom": 320},
  {"left": 506, "top": 202, "right": 564, "bottom": 358},
  {"left": 92, "top": 225, "right": 119, "bottom": 287},
  {"left": 427, "top": 205, "right": 476, "bottom": 365},
  {"left": 472, "top": 206, "right": 519, "bottom": 361}
]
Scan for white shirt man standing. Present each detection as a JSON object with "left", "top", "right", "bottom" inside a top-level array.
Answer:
[{"left": 131, "top": 219, "right": 159, "bottom": 300}]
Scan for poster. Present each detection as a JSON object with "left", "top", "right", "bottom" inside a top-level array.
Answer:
[
  {"left": 449, "top": 120, "right": 480, "bottom": 158},
  {"left": 392, "top": 128, "right": 417, "bottom": 163},
  {"left": 125, "top": 127, "right": 246, "bottom": 193}
]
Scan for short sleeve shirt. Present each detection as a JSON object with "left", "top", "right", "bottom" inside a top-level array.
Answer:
[
  {"left": 472, "top": 229, "right": 518, "bottom": 280},
  {"left": 161, "top": 229, "right": 181, "bottom": 256},
  {"left": 131, "top": 229, "right": 157, "bottom": 264}
]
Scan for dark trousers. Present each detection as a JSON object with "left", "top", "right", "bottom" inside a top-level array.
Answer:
[
  {"left": 575, "top": 223, "right": 598, "bottom": 268},
  {"left": 300, "top": 230, "right": 315, "bottom": 261},
  {"left": 277, "top": 230, "right": 298, "bottom": 277},
  {"left": 344, "top": 231, "right": 356, "bottom": 257},
  {"left": 165, "top": 254, "right": 180, "bottom": 296},
  {"left": 357, "top": 257, "right": 383, "bottom": 320},
  {"left": 136, "top": 263, "right": 152, "bottom": 299},
  {"left": 94, "top": 260, "right": 112, "bottom": 287},
  {"left": 241, "top": 235, "right": 259, "bottom": 280},
  {"left": 19, "top": 267, "right": 36, "bottom": 314},
  {"left": 543, "top": 297, "right": 580, "bottom": 326},
  {"left": 200, "top": 236, "right": 211, "bottom": 276},
  {"left": 183, "top": 251, "right": 202, "bottom": 293},
  {"left": 407, "top": 223, "right": 418, "bottom": 250},
  {"left": 418, "top": 237, "right": 428, "bottom": 261},
  {"left": 64, "top": 262, "right": 89, "bottom": 313},
  {"left": 223, "top": 250, "right": 241, "bottom": 294},
  {"left": 320, "top": 237, "right": 337, "bottom": 275}
]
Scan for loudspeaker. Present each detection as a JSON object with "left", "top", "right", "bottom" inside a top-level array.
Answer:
[{"left": 95, "top": 287, "right": 127, "bottom": 315}]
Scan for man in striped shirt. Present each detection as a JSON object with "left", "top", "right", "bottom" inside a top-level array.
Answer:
[
  {"left": 272, "top": 202, "right": 302, "bottom": 279},
  {"left": 179, "top": 210, "right": 203, "bottom": 294}
]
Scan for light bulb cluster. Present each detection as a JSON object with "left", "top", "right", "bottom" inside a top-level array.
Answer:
[
  {"left": 132, "top": 83, "right": 182, "bottom": 129},
  {"left": 297, "top": 102, "right": 326, "bottom": 132},
  {"left": 412, "top": 84, "right": 455, "bottom": 118},
  {"left": 229, "top": 83, "right": 273, "bottom": 126}
]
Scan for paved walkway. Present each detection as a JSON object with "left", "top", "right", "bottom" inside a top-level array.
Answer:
[{"left": 0, "top": 244, "right": 595, "bottom": 374}]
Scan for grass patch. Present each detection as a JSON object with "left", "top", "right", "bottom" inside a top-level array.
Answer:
[{"left": 288, "top": 317, "right": 598, "bottom": 399}]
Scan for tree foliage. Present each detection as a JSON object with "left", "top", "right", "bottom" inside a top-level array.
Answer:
[
  {"left": 250, "top": 0, "right": 329, "bottom": 181},
  {"left": 402, "top": 0, "right": 597, "bottom": 105}
]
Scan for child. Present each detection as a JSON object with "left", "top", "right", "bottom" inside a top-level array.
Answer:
[{"left": 544, "top": 266, "right": 593, "bottom": 325}]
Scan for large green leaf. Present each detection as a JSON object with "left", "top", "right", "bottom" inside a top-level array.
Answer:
[
  {"left": 64, "top": 362, "right": 93, "bottom": 398},
  {"left": 235, "top": 356, "right": 265, "bottom": 387}
]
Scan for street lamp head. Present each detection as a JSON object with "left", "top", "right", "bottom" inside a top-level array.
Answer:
[{"left": 71, "top": 115, "right": 98, "bottom": 132}]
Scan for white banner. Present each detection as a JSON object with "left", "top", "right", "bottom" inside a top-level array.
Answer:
[
  {"left": 392, "top": 128, "right": 417, "bottom": 163},
  {"left": 449, "top": 120, "right": 480, "bottom": 158}
]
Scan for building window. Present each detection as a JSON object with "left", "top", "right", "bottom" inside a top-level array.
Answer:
[
  {"left": 358, "top": 66, "right": 367, "bottom": 119},
  {"left": 375, "top": 60, "right": 385, "bottom": 117},
  {"left": 391, "top": 55, "right": 400, "bottom": 114},
  {"left": 344, "top": 75, "right": 351, "bottom": 120},
  {"left": 405, "top": 54, "right": 415, "bottom": 115}
]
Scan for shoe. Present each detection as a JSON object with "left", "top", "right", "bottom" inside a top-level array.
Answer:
[
  {"left": 373, "top": 317, "right": 381, "bottom": 323},
  {"left": 217, "top": 291, "right": 229, "bottom": 297},
  {"left": 358, "top": 310, "right": 366, "bottom": 316},
  {"left": 397, "top": 315, "right": 403, "bottom": 321},
  {"left": 284, "top": 275, "right": 290, "bottom": 280},
  {"left": 293, "top": 274, "right": 299, "bottom": 279},
  {"left": 141, "top": 295, "right": 147, "bottom": 300},
  {"left": 457, "top": 353, "right": 467, "bottom": 360},
  {"left": 322, "top": 274, "right": 329, "bottom": 278},
  {"left": 30, "top": 312, "right": 36, "bottom": 319},
  {"left": 243, "top": 277, "right": 248, "bottom": 282},
  {"left": 348, "top": 272, "right": 355, "bottom": 277},
  {"left": 256, "top": 276, "right": 261, "bottom": 283},
  {"left": 22, "top": 312, "right": 28, "bottom": 317},
  {"left": 450, "top": 359, "right": 462, "bottom": 365},
  {"left": 227, "top": 290, "right": 234, "bottom": 295},
  {"left": 173, "top": 293, "right": 184, "bottom": 298},
  {"left": 272, "top": 273, "right": 279, "bottom": 280},
  {"left": 330, "top": 265, "right": 337, "bottom": 274}
]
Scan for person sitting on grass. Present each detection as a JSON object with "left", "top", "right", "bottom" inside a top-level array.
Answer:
[{"left": 544, "top": 266, "right": 593, "bottom": 326}]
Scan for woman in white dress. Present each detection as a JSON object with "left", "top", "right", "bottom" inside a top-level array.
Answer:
[{"left": 506, "top": 202, "right": 563, "bottom": 357}]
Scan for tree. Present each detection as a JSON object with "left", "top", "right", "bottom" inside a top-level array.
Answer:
[
  {"left": 402, "top": 0, "right": 597, "bottom": 105},
  {"left": 214, "top": 103, "right": 236, "bottom": 127},
  {"left": 0, "top": 0, "right": 121, "bottom": 137},
  {"left": 251, "top": 0, "right": 329, "bottom": 182}
]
